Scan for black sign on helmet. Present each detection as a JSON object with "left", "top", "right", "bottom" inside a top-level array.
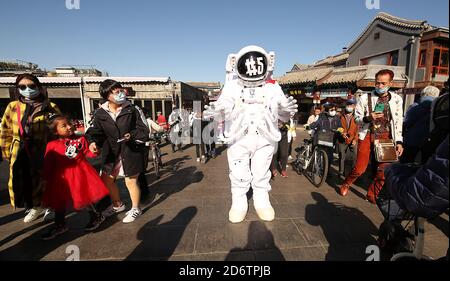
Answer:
[{"left": 236, "top": 51, "right": 268, "bottom": 81}]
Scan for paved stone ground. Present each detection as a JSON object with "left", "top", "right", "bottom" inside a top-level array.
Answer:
[{"left": 0, "top": 130, "right": 448, "bottom": 261}]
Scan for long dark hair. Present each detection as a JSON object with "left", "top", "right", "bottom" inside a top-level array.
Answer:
[
  {"left": 15, "top": 73, "right": 42, "bottom": 88},
  {"left": 15, "top": 73, "right": 46, "bottom": 100}
]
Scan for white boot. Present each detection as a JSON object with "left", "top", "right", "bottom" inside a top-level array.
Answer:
[
  {"left": 253, "top": 191, "right": 275, "bottom": 222},
  {"left": 228, "top": 194, "right": 248, "bottom": 223}
]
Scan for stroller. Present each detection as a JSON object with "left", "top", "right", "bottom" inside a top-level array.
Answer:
[{"left": 376, "top": 189, "right": 433, "bottom": 261}]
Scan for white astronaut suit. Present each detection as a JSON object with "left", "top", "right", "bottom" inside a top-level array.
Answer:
[{"left": 205, "top": 46, "right": 298, "bottom": 223}]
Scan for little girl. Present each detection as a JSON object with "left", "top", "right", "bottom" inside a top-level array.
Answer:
[{"left": 41, "top": 115, "right": 109, "bottom": 240}]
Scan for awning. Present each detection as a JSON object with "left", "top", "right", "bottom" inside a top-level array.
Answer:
[
  {"left": 0, "top": 77, "right": 82, "bottom": 84},
  {"left": 83, "top": 77, "right": 170, "bottom": 83}
]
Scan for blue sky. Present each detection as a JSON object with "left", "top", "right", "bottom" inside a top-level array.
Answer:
[{"left": 0, "top": 0, "right": 448, "bottom": 83}]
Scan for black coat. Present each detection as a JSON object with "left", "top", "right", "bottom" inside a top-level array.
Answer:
[
  {"left": 386, "top": 135, "right": 449, "bottom": 219},
  {"left": 85, "top": 102, "right": 150, "bottom": 177},
  {"left": 309, "top": 113, "right": 341, "bottom": 145}
]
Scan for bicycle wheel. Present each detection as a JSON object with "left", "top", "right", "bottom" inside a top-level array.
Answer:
[
  {"left": 152, "top": 147, "right": 160, "bottom": 179},
  {"left": 309, "top": 148, "right": 328, "bottom": 187}
]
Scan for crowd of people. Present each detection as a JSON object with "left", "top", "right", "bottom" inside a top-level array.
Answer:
[
  {"left": 300, "top": 70, "right": 448, "bottom": 208},
  {"left": 0, "top": 63, "right": 447, "bottom": 259},
  {"left": 0, "top": 73, "right": 226, "bottom": 240},
  {"left": 300, "top": 69, "right": 448, "bottom": 258}
]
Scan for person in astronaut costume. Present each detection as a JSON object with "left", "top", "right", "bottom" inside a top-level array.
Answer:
[{"left": 204, "top": 45, "right": 298, "bottom": 223}]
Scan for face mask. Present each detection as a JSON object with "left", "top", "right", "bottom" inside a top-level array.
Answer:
[
  {"left": 112, "top": 91, "right": 126, "bottom": 104},
  {"left": 375, "top": 87, "right": 389, "bottom": 95},
  {"left": 328, "top": 110, "right": 336, "bottom": 117},
  {"left": 18, "top": 87, "right": 40, "bottom": 99},
  {"left": 345, "top": 106, "right": 354, "bottom": 113}
]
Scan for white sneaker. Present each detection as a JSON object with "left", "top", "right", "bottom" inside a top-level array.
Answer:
[
  {"left": 102, "top": 203, "right": 126, "bottom": 218},
  {"left": 24, "top": 207, "right": 43, "bottom": 223},
  {"left": 122, "top": 208, "right": 142, "bottom": 223},
  {"left": 288, "top": 155, "right": 293, "bottom": 161},
  {"left": 43, "top": 209, "right": 55, "bottom": 221},
  {"left": 196, "top": 158, "right": 201, "bottom": 162}
]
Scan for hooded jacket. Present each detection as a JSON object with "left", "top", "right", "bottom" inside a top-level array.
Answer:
[{"left": 85, "top": 101, "right": 149, "bottom": 177}]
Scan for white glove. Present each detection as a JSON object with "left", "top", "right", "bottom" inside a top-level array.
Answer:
[
  {"left": 203, "top": 98, "right": 234, "bottom": 121},
  {"left": 278, "top": 96, "right": 298, "bottom": 114},
  {"left": 202, "top": 105, "right": 215, "bottom": 120}
]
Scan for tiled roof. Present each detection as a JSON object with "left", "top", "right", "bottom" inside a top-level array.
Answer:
[
  {"left": 348, "top": 12, "right": 430, "bottom": 51},
  {"left": 290, "top": 64, "right": 313, "bottom": 72},
  {"left": 319, "top": 65, "right": 407, "bottom": 85},
  {"left": 318, "top": 66, "right": 367, "bottom": 85},
  {"left": 279, "top": 65, "right": 407, "bottom": 87},
  {"left": 315, "top": 53, "right": 349, "bottom": 66},
  {"left": 0, "top": 77, "right": 82, "bottom": 84},
  {"left": 0, "top": 76, "right": 171, "bottom": 85},
  {"left": 424, "top": 26, "right": 449, "bottom": 35},
  {"left": 186, "top": 81, "right": 221, "bottom": 88},
  {"left": 375, "top": 12, "right": 428, "bottom": 29},
  {"left": 83, "top": 77, "right": 170, "bottom": 83},
  {"left": 278, "top": 67, "right": 333, "bottom": 85}
]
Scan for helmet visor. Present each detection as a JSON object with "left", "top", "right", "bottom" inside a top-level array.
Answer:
[{"left": 236, "top": 51, "right": 268, "bottom": 81}]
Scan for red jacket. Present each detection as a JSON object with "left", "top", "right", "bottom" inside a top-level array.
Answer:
[
  {"left": 340, "top": 113, "right": 359, "bottom": 145},
  {"left": 157, "top": 115, "right": 169, "bottom": 130}
]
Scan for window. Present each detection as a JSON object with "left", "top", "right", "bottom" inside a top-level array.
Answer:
[
  {"left": 418, "top": 50, "right": 426, "bottom": 67},
  {"left": 389, "top": 51, "right": 399, "bottom": 66},
  {"left": 360, "top": 50, "right": 399, "bottom": 66},
  {"left": 432, "top": 47, "right": 449, "bottom": 76},
  {"left": 374, "top": 32, "right": 380, "bottom": 40}
]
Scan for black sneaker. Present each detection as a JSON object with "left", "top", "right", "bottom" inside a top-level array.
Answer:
[
  {"left": 84, "top": 215, "right": 106, "bottom": 231},
  {"left": 42, "top": 225, "right": 68, "bottom": 240}
]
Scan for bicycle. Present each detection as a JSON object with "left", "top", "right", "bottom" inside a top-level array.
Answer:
[
  {"left": 146, "top": 134, "right": 163, "bottom": 179},
  {"left": 292, "top": 128, "right": 334, "bottom": 187}
]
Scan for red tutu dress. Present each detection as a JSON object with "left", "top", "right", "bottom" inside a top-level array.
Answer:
[{"left": 42, "top": 136, "right": 109, "bottom": 212}]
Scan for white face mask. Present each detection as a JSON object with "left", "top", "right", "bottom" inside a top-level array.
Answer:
[
  {"left": 345, "top": 106, "right": 354, "bottom": 113},
  {"left": 328, "top": 110, "right": 336, "bottom": 117},
  {"left": 112, "top": 91, "right": 127, "bottom": 104}
]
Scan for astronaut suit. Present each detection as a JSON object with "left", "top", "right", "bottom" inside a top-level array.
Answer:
[{"left": 205, "top": 46, "right": 298, "bottom": 223}]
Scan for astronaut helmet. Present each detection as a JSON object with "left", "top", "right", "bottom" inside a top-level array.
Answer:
[{"left": 227, "top": 45, "right": 275, "bottom": 87}]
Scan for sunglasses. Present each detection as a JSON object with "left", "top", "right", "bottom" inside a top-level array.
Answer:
[{"left": 17, "top": 84, "right": 38, "bottom": 91}]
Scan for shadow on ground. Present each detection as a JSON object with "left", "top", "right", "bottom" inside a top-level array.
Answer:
[
  {"left": 137, "top": 156, "right": 203, "bottom": 215},
  {"left": 126, "top": 206, "right": 197, "bottom": 260},
  {"left": 305, "top": 192, "right": 378, "bottom": 261},
  {"left": 225, "top": 221, "right": 285, "bottom": 261}
]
